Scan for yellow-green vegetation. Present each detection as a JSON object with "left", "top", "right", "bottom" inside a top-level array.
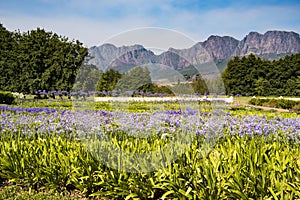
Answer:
[
  {"left": 0, "top": 102, "right": 300, "bottom": 199},
  {"left": 0, "top": 132, "right": 299, "bottom": 199},
  {"left": 12, "top": 99, "right": 196, "bottom": 113},
  {"left": 249, "top": 97, "right": 300, "bottom": 110}
]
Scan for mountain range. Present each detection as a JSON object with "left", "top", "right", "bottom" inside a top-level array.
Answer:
[{"left": 88, "top": 30, "right": 300, "bottom": 76}]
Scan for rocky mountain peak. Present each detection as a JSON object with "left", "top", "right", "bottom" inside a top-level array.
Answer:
[
  {"left": 88, "top": 30, "right": 300, "bottom": 73},
  {"left": 235, "top": 30, "right": 300, "bottom": 55},
  {"left": 88, "top": 43, "right": 156, "bottom": 71},
  {"left": 201, "top": 35, "right": 239, "bottom": 60}
]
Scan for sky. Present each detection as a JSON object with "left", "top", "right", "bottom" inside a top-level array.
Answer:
[{"left": 0, "top": 0, "right": 299, "bottom": 50}]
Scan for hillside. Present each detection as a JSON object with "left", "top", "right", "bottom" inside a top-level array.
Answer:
[{"left": 88, "top": 30, "right": 300, "bottom": 75}]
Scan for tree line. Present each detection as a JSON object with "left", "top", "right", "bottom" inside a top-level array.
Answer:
[
  {"left": 95, "top": 67, "right": 175, "bottom": 96},
  {"left": 6, "top": 24, "right": 284, "bottom": 97},
  {"left": 77, "top": 65, "right": 208, "bottom": 96},
  {"left": 222, "top": 53, "right": 300, "bottom": 96},
  {"left": 0, "top": 24, "right": 209, "bottom": 96},
  {"left": 0, "top": 24, "right": 88, "bottom": 94},
  {"left": 1, "top": 24, "right": 299, "bottom": 97}
]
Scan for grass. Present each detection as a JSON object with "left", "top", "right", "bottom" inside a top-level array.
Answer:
[
  {"left": 1, "top": 98, "right": 300, "bottom": 199},
  {"left": 1, "top": 132, "right": 300, "bottom": 199},
  {"left": 10, "top": 98, "right": 204, "bottom": 113}
]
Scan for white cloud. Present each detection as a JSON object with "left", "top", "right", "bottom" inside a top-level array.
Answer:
[
  {"left": 1, "top": 4, "right": 299, "bottom": 49},
  {"left": 1, "top": 14, "right": 156, "bottom": 47},
  {"left": 159, "top": 5, "right": 300, "bottom": 42}
]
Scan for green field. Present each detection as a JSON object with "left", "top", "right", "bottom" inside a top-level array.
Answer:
[{"left": 0, "top": 99, "right": 300, "bottom": 199}]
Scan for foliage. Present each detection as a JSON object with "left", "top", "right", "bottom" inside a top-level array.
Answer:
[
  {"left": 222, "top": 53, "right": 300, "bottom": 96},
  {"left": 0, "top": 106, "right": 300, "bottom": 199},
  {"left": 249, "top": 98, "right": 300, "bottom": 109},
  {"left": 1, "top": 131, "right": 300, "bottom": 199},
  {"left": 96, "top": 66, "right": 175, "bottom": 96},
  {"left": 115, "top": 66, "right": 152, "bottom": 93},
  {"left": 191, "top": 74, "right": 209, "bottom": 94},
  {"left": 0, "top": 185, "right": 85, "bottom": 200},
  {"left": 153, "top": 85, "right": 175, "bottom": 96},
  {"left": 96, "top": 69, "right": 122, "bottom": 94},
  {"left": 171, "top": 83, "right": 194, "bottom": 95},
  {"left": 0, "top": 91, "right": 15, "bottom": 105},
  {"left": 0, "top": 24, "right": 88, "bottom": 94},
  {"left": 204, "top": 76, "right": 225, "bottom": 95},
  {"left": 73, "top": 64, "right": 102, "bottom": 92},
  {"left": 136, "top": 83, "right": 174, "bottom": 96}
]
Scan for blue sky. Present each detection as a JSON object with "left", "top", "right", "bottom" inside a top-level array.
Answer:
[{"left": 0, "top": 0, "right": 299, "bottom": 48}]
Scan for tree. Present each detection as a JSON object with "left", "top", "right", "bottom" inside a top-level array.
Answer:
[
  {"left": 222, "top": 53, "right": 300, "bottom": 96},
  {"left": 254, "top": 77, "right": 270, "bottom": 96},
  {"left": 191, "top": 74, "right": 209, "bottom": 95},
  {"left": 115, "top": 66, "right": 152, "bottom": 93},
  {"left": 296, "top": 76, "right": 300, "bottom": 96},
  {"left": 73, "top": 64, "right": 102, "bottom": 91},
  {"left": 96, "top": 69, "right": 122, "bottom": 93},
  {"left": 221, "top": 56, "right": 242, "bottom": 95},
  {"left": 0, "top": 25, "right": 88, "bottom": 93},
  {"left": 0, "top": 24, "right": 18, "bottom": 92},
  {"left": 205, "top": 76, "right": 225, "bottom": 95},
  {"left": 82, "top": 69, "right": 103, "bottom": 92}
]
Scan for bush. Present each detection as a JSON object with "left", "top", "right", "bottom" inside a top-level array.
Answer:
[
  {"left": 249, "top": 98, "right": 300, "bottom": 110},
  {"left": 292, "top": 104, "right": 300, "bottom": 114},
  {"left": 0, "top": 91, "right": 15, "bottom": 105},
  {"left": 249, "top": 98, "right": 269, "bottom": 106},
  {"left": 277, "top": 99, "right": 298, "bottom": 109}
]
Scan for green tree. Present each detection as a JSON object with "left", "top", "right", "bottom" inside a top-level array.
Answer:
[
  {"left": 73, "top": 64, "right": 102, "bottom": 91},
  {"left": 0, "top": 24, "right": 18, "bottom": 92},
  {"left": 0, "top": 25, "right": 88, "bottom": 93},
  {"left": 221, "top": 56, "right": 242, "bottom": 95},
  {"left": 254, "top": 77, "right": 270, "bottom": 96},
  {"left": 222, "top": 53, "right": 300, "bottom": 96},
  {"left": 296, "top": 76, "right": 300, "bottom": 96},
  {"left": 205, "top": 76, "right": 225, "bottom": 95},
  {"left": 191, "top": 74, "right": 209, "bottom": 94},
  {"left": 115, "top": 66, "right": 152, "bottom": 93},
  {"left": 82, "top": 69, "right": 103, "bottom": 92},
  {"left": 171, "top": 83, "right": 194, "bottom": 95},
  {"left": 136, "top": 83, "right": 174, "bottom": 96},
  {"left": 96, "top": 69, "right": 122, "bottom": 93}
]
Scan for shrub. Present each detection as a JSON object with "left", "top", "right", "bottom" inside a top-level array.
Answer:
[
  {"left": 292, "top": 104, "right": 300, "bottom": 114},
  {"left": 0, "top": 91, "right": 15, "bottom": 105},
  {"left": 249, "top": 98, "right": 300, "bottom": 110}
]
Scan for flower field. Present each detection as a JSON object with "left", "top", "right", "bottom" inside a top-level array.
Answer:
[{"left": 0, "top": 102, "right": 300, "bottom": 199}]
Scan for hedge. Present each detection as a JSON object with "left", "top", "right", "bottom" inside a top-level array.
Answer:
[
  {"left": 0, "top": 91, "right": 15, "bottom": 105},
  {"left": 249, "top": 98, "right": 299, "bottom": 110}
]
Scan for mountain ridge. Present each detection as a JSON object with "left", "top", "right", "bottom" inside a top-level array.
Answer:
[{"left": 88, "top": 30, "right": 300, "bottom": 74}]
